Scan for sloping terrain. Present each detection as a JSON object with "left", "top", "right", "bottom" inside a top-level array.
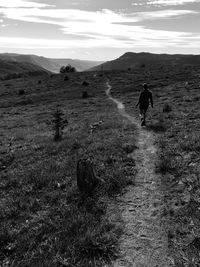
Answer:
[
  {"left": 90, "top": 52, "right": 200, "bottom": 71},
  {"left": 0, "top": 53, "right": 104, "bottom": 73},
  {"left": 0, "top": 58, "right": 49, "bottom": 80},
  {"left": 107, "top": 64, "right": 200, "bottom": 266},
  {"left": 0, "top": 72, "right": 137, "bottom": 266},
  {"left": 1, "top": 62, "right": 200, "bottom": 266}
]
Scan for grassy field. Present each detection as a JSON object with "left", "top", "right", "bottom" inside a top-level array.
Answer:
[
  {"left": 156, "top": 81, "right": 200, "bottom": 266},
  {"left": 108, "top": 65, "right": 200, "bottom": 266},
  {"left": 0, "top": 72, "right": 137, "bottom": 266},
  {"left": 1, "top": 64, "right": 200, "bottom": 266}
]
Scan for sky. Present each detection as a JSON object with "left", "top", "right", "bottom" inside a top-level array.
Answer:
[{"left": 0, "top": 0, "right": 200, "bottom": 60}]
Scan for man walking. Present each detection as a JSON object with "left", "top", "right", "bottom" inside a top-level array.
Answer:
[{"left": 136, "top": 83, "right": 153, "bottom": 126}]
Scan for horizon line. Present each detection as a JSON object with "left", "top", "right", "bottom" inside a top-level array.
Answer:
[{"left": 0, "top": 50, "right": 200, "bottom": 61}]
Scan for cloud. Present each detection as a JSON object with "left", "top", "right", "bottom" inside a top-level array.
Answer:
[
  {"left": 0, "top": 7, "right": 197, "bottom": 41},
  {"left": 0, "top": 7, "right": 196, "bottom": 27},
  {"left": 127, "top": 9, "right": 196, "bottom": 21},
  {"left": 0, "top": 25, "right": 200, "bottom": 51},
  {"left": 0, "top": 36, "right": 134, "bottom": 49},
  {"left": 147, "top": 0, "right": 199, "bottom": 6},
  {"left": 0, "top": 0, "right": 52, "bottom": 8},
  {"left": 0, "top": 5, "right": 199, "bottom": 52}
]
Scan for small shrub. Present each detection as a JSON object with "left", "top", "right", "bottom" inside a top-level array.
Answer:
[
  {"left": 106, "top": 155, "right": 116, "bottom": 165},
  {"left": 82, "top": 80, "right": 89, "bottom": 86},
  {"left": 38, "top": 80, "right": 42, "bottom": 84},
  {"left": 71, "top": 140, "right": 81, "bottom": 151},
  {"left": 0, "top": 154, "right": 15, "bottom": 171},
  {"left": 18, "top": 89, "right": 25, "bottom": 96},
  {"left": 15, "top": 98, "right": 33, "bottom": 106},
  {"left": 64, "top": 75, "right": 69, "bottom": 81},
  {"left": 163, "top": 103, "right": 172, "bottom": 113},
  {"left": 5, "top": 83, "right": 11, "bottom": 87},
  {"left": 51, "top": 108, "right": 68, "bottom": 141},
  {"left": 82, "top": 91, "right": 89, "bottom": 99},
  {"left": 156, "top": 154, "right": 172, "bottom": 174},
  {"left": 122, "top": 143, "right": 137, "bottom": 154},
  {"left": 148, "top": 116, "right": 166, "bottom": 132},
  {"left": 148, "top": 123, "right": 166, "bottom": 132}
]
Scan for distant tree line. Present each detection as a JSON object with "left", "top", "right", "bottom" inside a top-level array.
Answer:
[{"left": 60, "top": 64, "right": 76, "bottom": 73}]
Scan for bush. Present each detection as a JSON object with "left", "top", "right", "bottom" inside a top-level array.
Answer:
[
  {"left": 82, "top": 91, "right": 89, "bottom": 99},
  {"left": 60, "top": 64, "right": 76, "bottom": 73},
  {"left": 64, "top": 75, "right": 69, "bottom": 81},
  {"left": 18, "top": 89, "right": 25, "bottom": 96},
  {"left": 148, "top": 122, "right": 166, "bottom": 132},
  {"left": 82, "top": 80, "right": 89, "bottom": 86},
  {"left": 148, "top": 117, "right": 166, "bottom": 132},
  {"left": 163, "top": 103, "right": 172, "bottom": 113},
  {"left": 122, "top": 143, "right": 137, "bottom": 154}
]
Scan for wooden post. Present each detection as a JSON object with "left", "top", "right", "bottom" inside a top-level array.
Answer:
[{"left": 77, "top": 159, "right": 98, "bottom": 195}]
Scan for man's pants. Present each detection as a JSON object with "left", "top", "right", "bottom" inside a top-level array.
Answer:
[{"left": 139, "top": 106, "right": 148, "bottom": 126}]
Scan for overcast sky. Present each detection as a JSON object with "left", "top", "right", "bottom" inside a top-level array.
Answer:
[{"left": 0, "top": 0, "right": 200, "bottom": 60}]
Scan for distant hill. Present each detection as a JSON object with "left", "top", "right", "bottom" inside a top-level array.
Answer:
[
  {"left": 0, "top": 53, "right": 104, "bottom": 73},
  {"left": 0, "top": 58, "right": 49, "bottom": 80},
  {"left": 49, "top": 58, "right": 104, "bottom": 72},
  {"left": 90, "top": 52, "right": 200, "bottom": 71}
]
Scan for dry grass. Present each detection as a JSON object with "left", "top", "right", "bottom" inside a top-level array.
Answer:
[
  {"left": 107, "top": 65, "right": 200, "bottom": 265},
  {"left": 1, "top": 63, "right": 200, "bottom": 266},
  {"left": 0, "top": 72, "right": 137, "bottom": 266}
]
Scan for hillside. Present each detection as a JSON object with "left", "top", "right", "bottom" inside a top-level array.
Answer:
[
  {"left": 0, "top": 58, "right": 49, "bottom": 80},
  {"left": 0, "top": 53, "right": 104, "bottom": 73},
  {"left": 107, "top": 65, "right": 200, "bottom": 266},
  {"left": 0, "top": 71, "right": 136, "bottom": 266},
  {"left": 90, "top": 52, "right": 200, "bottom": 71},
  {"left": 1, "top": 64, "right": 200, "bottom": 266}
]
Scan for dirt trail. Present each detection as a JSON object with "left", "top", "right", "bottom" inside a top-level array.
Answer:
[{"left": 106, "top": 81, "right": 172, "bottom": 267}]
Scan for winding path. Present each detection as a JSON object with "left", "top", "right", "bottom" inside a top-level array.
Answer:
[{"left": 106, "top": 81, "right": 172, "bottom": 267}]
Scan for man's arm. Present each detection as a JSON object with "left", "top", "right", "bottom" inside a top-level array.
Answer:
[
  {"left": 150, "top": 92, "right": 153, "bottom": 108},
  {"left": 136, "top": 93, "right": 142, "bottom": 107}
]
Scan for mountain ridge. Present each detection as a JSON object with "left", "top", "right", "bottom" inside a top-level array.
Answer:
[
  {"left": 0, "top": 53, "right": 104, "bottom": 73},
  {"left": 89, "top": 52, "right": 200, "bottom": 71}
]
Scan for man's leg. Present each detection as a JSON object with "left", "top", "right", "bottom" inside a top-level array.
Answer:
[
  {"left": 139, "top": 108, "right": 143, "bottom": 120},
  {"left": 140, "top": 108, "right": 145, "bottom": 125},
  {"left": 142, "top": 108, "right": 148, "bottom": 126}
]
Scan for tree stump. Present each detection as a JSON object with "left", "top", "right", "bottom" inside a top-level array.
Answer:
[{"left": 77, "top": 159, "right": 98, "bottom": 195}]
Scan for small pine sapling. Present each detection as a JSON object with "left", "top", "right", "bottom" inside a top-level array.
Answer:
[{"left": 52, "top": 108, "right": 68, "bottom": 141}]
